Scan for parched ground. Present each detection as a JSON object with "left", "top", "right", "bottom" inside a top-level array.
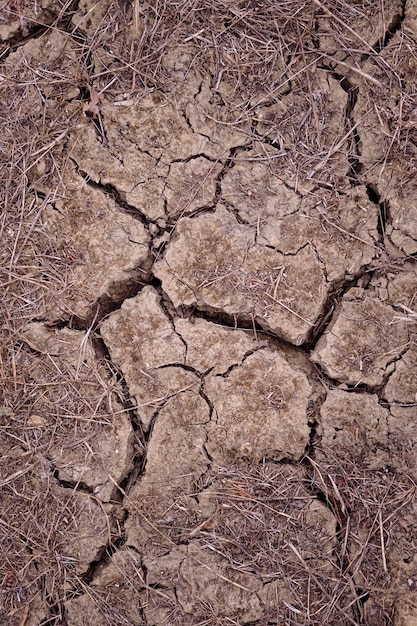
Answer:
[{"left": 2, "top": 1, "right": 417, "bottom": 625}]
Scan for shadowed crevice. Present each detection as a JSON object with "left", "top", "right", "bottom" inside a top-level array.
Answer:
[{"left": 372, "top": 1, "right": 406, "bottom": 53}]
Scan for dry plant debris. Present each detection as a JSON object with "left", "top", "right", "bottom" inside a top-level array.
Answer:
[{"left": 1, "top": 0, "right": 417, "bottom": 625}]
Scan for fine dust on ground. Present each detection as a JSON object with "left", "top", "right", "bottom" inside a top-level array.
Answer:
[{"left": 1, "top": 1, "right": 417, "bottom": 625}]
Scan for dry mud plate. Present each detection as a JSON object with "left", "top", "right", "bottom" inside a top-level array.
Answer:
[{"left": 3, "top": 1, "right": 417, "bottom": 625}]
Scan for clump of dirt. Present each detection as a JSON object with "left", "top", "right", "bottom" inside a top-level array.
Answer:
[{"left": 2, "top": 1, "right": 417, "bottom": 625}]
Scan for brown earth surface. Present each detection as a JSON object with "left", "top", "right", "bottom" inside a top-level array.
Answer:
[{"left": 2, "top": 1, "right": 417, "bottom": 625}]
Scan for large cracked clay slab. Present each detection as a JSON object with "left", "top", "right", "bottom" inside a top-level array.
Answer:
[
  {"left": 222, "top": 156, "right": 380, "bottom": 282},
  {"left": 37, "top": 162, "right": 150, "bottom": 322},
  {"left": 318, "top": 389, "right": 389, "bottom": 468},
  {"left": 101, "top": 287, "right": 312, "bottom": 554},
  {"left": 311, "top": 288, "right": 410, "bottom": 386},
  {"left": 154, "top": 206, "right": 327, "bottom": 345},
  {"left": 101, "top": 289, "right": 312, "bottom": 464},
  {"left": 205, "top": 350, "right": 311, "bottom": 463},
  {"left": 69, "top": 76, "right": 234, "bottom": 221}
]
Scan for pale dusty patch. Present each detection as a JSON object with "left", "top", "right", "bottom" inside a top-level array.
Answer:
[
  {"left": 317, "top": 389, "right": 389, "bottom": 469},
  {"left": 143, "top": 544, "right": 263, "bottom": 625},
  {"left": 205, "top": 349, "right": 311, "bottom": 463},
  {"left": 175, "top": 317, "right": 258, "bottom": 375},
  {"left": 311, "top": 290, "right": 409, "bottom": 386},
  {"left": 154, "top": 206, "right": 327, "bottom": 345}
]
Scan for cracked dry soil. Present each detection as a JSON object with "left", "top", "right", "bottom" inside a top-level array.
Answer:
[{"left": 2, "top": 1, "right": 417, "bottom": 625}]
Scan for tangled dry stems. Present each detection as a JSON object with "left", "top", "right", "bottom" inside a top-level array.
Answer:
[{"left": 135, "top": 458, "right": 414, "bottom": 625}]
